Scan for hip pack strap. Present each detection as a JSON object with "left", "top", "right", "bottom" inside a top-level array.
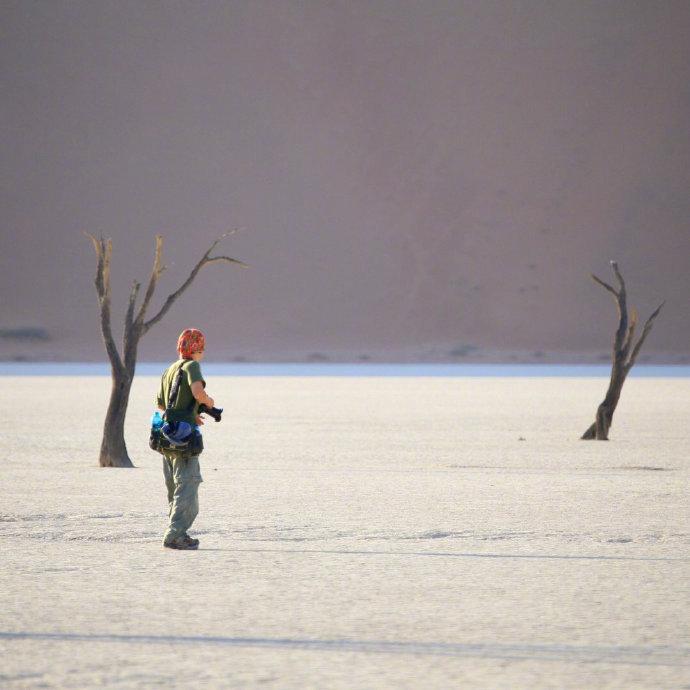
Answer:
[
  {"left": 164, "top": 362, "right": 186, "bottom": 421},
  {"left": 164, "top": 361, "right": 199, "bottom": 420}
]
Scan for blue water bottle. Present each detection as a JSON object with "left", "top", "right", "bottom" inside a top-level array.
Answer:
[{"left": 151, "top": 411, "right": 164, "bottom": 430}]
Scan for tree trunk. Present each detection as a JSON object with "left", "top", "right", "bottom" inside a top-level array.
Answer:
[
  {"left": 99, "top": 369, "right": 134, "bottom": 467},
  {"left": 580, "top": 362, "right": 626, "bottom": 440}
]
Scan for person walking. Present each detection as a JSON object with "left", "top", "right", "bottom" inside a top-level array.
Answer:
[{"left": 156, "top": 328, "right": 215, "bottom": 550}]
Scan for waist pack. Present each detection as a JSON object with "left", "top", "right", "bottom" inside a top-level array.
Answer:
[{"left": 149, "top": 425, "right": 204, "bottom": 456}]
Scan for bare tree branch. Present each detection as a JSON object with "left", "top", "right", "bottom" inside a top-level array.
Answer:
[
  {"left": 590, "top": 274, "right": 618, "bottom": 297},
  {"left": 590, "top": 261, "right": 628, "bottom": 351},
  {"left": 125, "top": 280, "right": 141, "bottom": 332},
  {"left": 625, "top": 301, "right": 665, "bottom": 373},
  {"left": 84, "top": 231, "right": 101, "bottom": 254},
  {"left": 622, "top": 308, "right": 638, "bottom": 356},
  {"left": 204, "top": 255, "right": 250, "bottom": 268},
  {"left": 85, "top": 232, "right": 106, "bottom": 300},
  {"left": 102, "top": 237, "right": 112, "bottom": 301},
  {"left": 141, "top": 234, "right": 248, "bottom": 335},
  {"left": 86, "top": 233, "right": 124, "bottom": 375},
  {"left": 135, "top": 235, "right": 165, "bottom": 327},
  {"left": 123, "top": 280, "right": 141, "bottom": 371},
  {"left": 610, "top": 260, "right": 625, "bottom": 293},
  {"left": 609, "top": 261, "right": 629, "bottom": 354}
]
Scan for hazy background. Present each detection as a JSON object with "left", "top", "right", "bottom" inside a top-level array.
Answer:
[{"left": 1, "top": 0, "right": 688, "bottom": 363}]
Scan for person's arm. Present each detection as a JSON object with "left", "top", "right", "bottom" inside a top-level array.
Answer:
[
  {"left": 191, "top": 381, "right": 214, "bottom": 409},
  {"left": 185, "top": 361, "right": 214, "bottom": 408}
]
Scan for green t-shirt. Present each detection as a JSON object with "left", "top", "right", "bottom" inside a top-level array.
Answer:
[{"left": 157, "top": 359, "right": 204, "bottom": 426}]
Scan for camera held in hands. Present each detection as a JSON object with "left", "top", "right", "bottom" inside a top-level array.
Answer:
[{"left": 198, "top": 403, "right": 223, "bottom": 422}]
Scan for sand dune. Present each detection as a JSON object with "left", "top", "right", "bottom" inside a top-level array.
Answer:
[{"left": 1, "top": 2, "right": 689, "bottom": 362}]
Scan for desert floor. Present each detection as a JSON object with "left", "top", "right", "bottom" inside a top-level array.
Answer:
[{"left": 1, "top": 376, "right": 689, "bottom": 689}]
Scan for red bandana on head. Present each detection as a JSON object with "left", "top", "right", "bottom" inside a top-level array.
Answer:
[{"left": 177, "top": 328, "right": 205, "bottom": 359}]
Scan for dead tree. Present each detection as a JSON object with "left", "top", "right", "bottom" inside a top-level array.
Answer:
[
  {"left": 581, "top": 261, "right": 664, "bottom": 440},
  {"left": 87, "top": 232, "right": 246, "bottom": 467}
]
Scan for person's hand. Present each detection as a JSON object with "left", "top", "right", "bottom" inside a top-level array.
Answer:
[
  {"left": 195, "top": 415, "right": 205, "bottom": 426},
  {"left": 206, "top": 396, "right": 215, "bottom": 408}
]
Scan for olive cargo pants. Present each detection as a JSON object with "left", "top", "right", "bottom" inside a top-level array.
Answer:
[{"left": 162, "top": 453, "right": 203, "bottom": 544}]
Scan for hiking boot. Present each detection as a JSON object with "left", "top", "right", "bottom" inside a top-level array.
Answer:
[
  {"left": 163, "top": 537, "right": 198, "bottom": 550},
  {"left": 183, "top": 535, "right": 200, "bottom": 548}
]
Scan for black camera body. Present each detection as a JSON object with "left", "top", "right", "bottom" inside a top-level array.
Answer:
[{"left": 198, "top": 403, "right": 223, "bottom": 422}]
